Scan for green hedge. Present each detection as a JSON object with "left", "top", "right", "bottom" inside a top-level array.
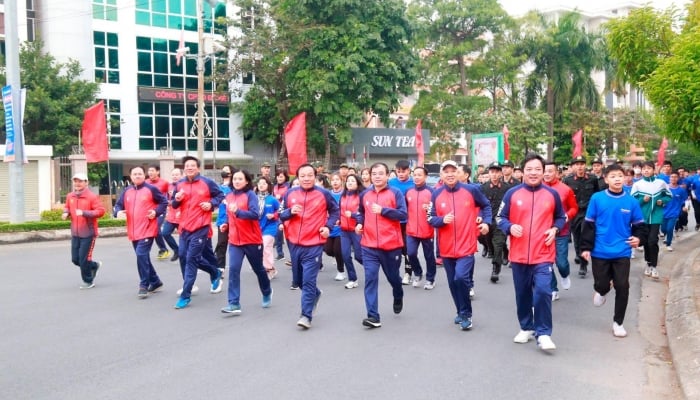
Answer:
[{"left": 0, "top": 218, "right": 126, "bottom": 233}]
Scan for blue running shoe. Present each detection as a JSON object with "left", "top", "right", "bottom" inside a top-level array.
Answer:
[
  {"left": 262, "top": 289, "right": 273, "bottom": 308},
  {"left": 221, "top": 304, "right": 241, "bottom": 314},
  {"left": 210, "top": 270, "right": 223, "bottom": 294},
  {"left": 174, "top": 297, "right": 191, "bottom": 309},
  {"left": 454, "top": 315, "right": 463, "bottom": 324},
  {"left": 460, "top": 317, "right": 473, "bottom": 331}
]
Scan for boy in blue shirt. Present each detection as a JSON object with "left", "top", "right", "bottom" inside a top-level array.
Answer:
[
  {"left": 661, "top": 171, "right": 688, "bottom": 251},
  {"left": 581, "top": 164, "right": 647, "bottom": 338}
]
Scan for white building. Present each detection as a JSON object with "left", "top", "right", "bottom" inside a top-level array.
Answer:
[{"left": 1, "top": 0, "right": 256, "bottom": 180}]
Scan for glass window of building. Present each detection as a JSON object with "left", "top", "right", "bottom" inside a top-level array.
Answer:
[
  {"left": 135, "top": 0, "right": 225, "bottom": 31},
  {"left": 94, "top": 31, "right": 120, "bottom": 84},
  {"left": 93, "top": 0, "right": 118, "bottom": 21}
]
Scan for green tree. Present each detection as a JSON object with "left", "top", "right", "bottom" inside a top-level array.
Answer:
[
  {"left": 0, "top": 40, "right": 99, "bottom": 156},
  {"left": 643, "top": 27, "right": 700, "bottom": 141},
  {"left": 604, "top": 6, "right": 677, "bottom": 87},
  {"left": 219, "top": 0, "right": 417, "bottom": 165},
  {"left": 519, "top": 11, "right": 604, "bottom": 158}
]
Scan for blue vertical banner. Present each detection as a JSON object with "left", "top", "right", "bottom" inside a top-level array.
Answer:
[{"left": 3, "top": 85, "right": 16, "bottom": 162}]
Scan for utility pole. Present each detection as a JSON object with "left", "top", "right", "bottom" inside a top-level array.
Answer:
[
  {"left": 196, "top": 0, "right": 205, "bottom": 164},
  {"left": 5, "top": 0, "right": 26, "bottom": 223}
]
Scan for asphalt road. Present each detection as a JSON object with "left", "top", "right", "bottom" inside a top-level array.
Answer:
[{"left": 1, "top": 237, "right": 653, "bottom": 399}]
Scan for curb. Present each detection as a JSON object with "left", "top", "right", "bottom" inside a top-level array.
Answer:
[
  {"left": 0, "top": 226, "right": 128, "bottom": 244},
  {"left": 666, "top": 237, "right": 700, "bottom": 400}
]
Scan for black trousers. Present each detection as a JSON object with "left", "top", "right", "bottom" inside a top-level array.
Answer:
[
  {"left": 591, "top": 256, "right": 630, "bottom": 325},
  {"left": 215, "top": 229, "right": 229, "bottom": 269}
]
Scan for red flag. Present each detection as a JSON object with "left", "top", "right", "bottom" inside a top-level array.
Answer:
[
  {"left": 415, "top": 119, "right": 424, "bottom": 167},
  {"left": 657, "top": 137, "right": 668, "bottom": 166},
  {"left": 572, "top": 129, "right": 583, "bottom": 158},
  {"left": 176, "top": 30, "right": 186, "bottom": 66},
  {"left": 503, "top": 124, "right": 510, "bottom": 160},
  {"left": 284, "top": 112, "right": 307, "bottom": 174},
  {"left": 82, "top": 100, "right": 108, "bottom": 163}
]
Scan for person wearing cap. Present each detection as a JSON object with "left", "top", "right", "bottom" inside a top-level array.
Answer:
[
  {"left": 429, "top": 160, "right": 491, "bottom": 330},
  {"left": 591, "top": 158, "right": 607, "bottom": 191},
  {"left": 171, "top": 156, "right": 225, "bottom": 309},
  {"left": 114, "top": 166, "right": 168, "bottom": 298},
  {"left": 356, "top": 162, "right": 408, "bottom": 329},
  {"left": 497, "top": 153, "right": 566, "bottom": 351},
  {"left": 62, "top": 172, "right": 106, "bottom": 289},
  {"left": 388, "top": 159, "right": 415, "bottom": 285},
  {"left": 147, "top": 165, "right": 172, "bottom": 261},
  {"left": 260, "top": 162, "right": 272, "bottom": 179},
  {"left": 563, "top": 155, "right": 600, "bottom": 278},
  {"left": 543, "top": 161, "right": 578, "bottom": 301},
  {"left": 338, "top": 163, "right": 350, "bottom": 182},
  {"left": 479, "top": 161, "right": 512, "bottom": 283},
  {"left": 512, "top": 166, "right": 523, "bottom": 182},
  {"left": 500, "top": 160, "right": 520, "bottom": 185}
]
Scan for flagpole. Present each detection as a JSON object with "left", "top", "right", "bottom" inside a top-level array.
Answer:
[{"left": 183, "top": 53, "right": 188, "bottom": 155}]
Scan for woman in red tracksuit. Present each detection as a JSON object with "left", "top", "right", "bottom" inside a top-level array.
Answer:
[
  {"left": 219, "top": 169, "right": 272, "bottom": 315},
  {"left": 339, "top": 174, "right": 365, "bottom": 289}
]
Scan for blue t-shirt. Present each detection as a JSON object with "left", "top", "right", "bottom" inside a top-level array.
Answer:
[
  {"left": 329, "top": 190, "right": 342, "bottom": 238},
  {"left": 663, "top": 185, "right": 688, "bottom": 219},
  {"left": 585, "top": 190, "right": 645, "bottom": 259}
]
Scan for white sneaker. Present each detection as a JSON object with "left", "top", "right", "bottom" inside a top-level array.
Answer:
[
  {"left": 334, "top": 272, "right": 346, "bottom": 281},
  {"left": 176, "top": 285, "right": 199, "bottom": 296},
  {"left": 593, "top": 291, "right": 606, "bottom": 307},
  {"left": 423, "top": 281, "right": 436, "bottom": 290},
  {"left": 644, "top": 266, "right": 652, "bottom": 277},
  {"left": 469, "top": 287, "right": 475, "bottom": 299},
  {"left": 412, "top": 276, "right": 423, "bottom": 288},
  {"left": 666, "top": 246, "right": 673, "bottom": 252},
  {"left": 552, "top": 291, "right": 560, "bottom": 301},
  {"left": 537, "top": 335, "right": 556, "bottom": 351},
  {"left": 402, "top": 273, "right": 411, "bottom": 285},
  {"left": 561, "top": 276, "right": 571, "bottom": 290},
  {"left": 613, "top": 322, "right": 627, "bottom": 338},
  {"left": 650, "top": 267, "right": 659, "bottom": 280},
  {"left": 344, "top": 280, "right": 358, "bottom": 289},
  {"left": 513, "top": 330, "right": 535, "bottom": 343}
]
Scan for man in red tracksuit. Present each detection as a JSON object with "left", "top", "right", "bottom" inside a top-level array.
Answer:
[
  {"left": 355, "top": 162, "right": 407, "bottom": 329},
  {"left": 405, "top": 166, "right": 437, "bottom": 289},
  {"left": 114, "top": 166, "right": 168, "bottom": 298},
  {"left": 171, "top": 156, "right": 225, "bottom": 309},
  {"left": 63, "top": 173, "right": 106, "bottom": 289},
  {"left": 497, "top": 153, "right": 566, "bottom": 351},
  {"left": 280, "top": 163, "right": 339, "bottom": 329},
  {"left": 429, "top": 160, "right": 492, "bottom": 331},
  {"left": 147, "top": 165, "right": 172, "bottom": 260}
]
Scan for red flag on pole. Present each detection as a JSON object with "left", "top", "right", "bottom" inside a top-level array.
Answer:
[
  {"left": 503, "top": 124, "right": 510, "bottom": 160},
  {"left": 572, "top": 129, "right": 583, "bottom": 158},
  {"left": 82, "top": 100, "right": 108, "bottom": 163},
  {"left": 284, "top": 112, "right": 307, "bottom": 174},
  {"left": 657, "top": 137, "right": 668, "bottom": 167},
  {"left": 176, "top": 30, "right": 186, "bottom": 66},
  {"left": 415, "top": 119, "right": 424, "bottom": 167}
]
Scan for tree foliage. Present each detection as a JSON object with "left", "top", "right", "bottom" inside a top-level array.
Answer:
[
  {"left": 0, "top": 40, "right": 99, "bottom": 156},
  {"left": 218, "top": 0, "right": 417, "bottom": 163},
  {"left": 604, "top": 6, "right": 677, "bottom": 86}
]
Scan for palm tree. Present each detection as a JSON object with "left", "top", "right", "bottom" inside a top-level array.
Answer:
[{"left": 520, "top": 11, "right": 604, "bottom": 157}]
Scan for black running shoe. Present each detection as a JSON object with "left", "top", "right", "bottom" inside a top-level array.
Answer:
[
  {"left": 393, "top": 298, "right": 403, "bottom": 314},
  {"left": 362, "top": 317, "right": 382, "bottom": 328}
]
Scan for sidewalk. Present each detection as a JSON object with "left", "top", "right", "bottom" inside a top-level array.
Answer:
[{"left": 665, "top": 229, "right": 700, "bottom": 399}]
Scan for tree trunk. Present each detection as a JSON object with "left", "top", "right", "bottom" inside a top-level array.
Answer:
[
  {"left": 277, "top": 128, "right": 287, "bottom": 166},
  {"left": 323, "top": 125, "right": 331, "bottom": 169},
  {"left": 459, "top": 58, "right": 468, "bottom": 97}
]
